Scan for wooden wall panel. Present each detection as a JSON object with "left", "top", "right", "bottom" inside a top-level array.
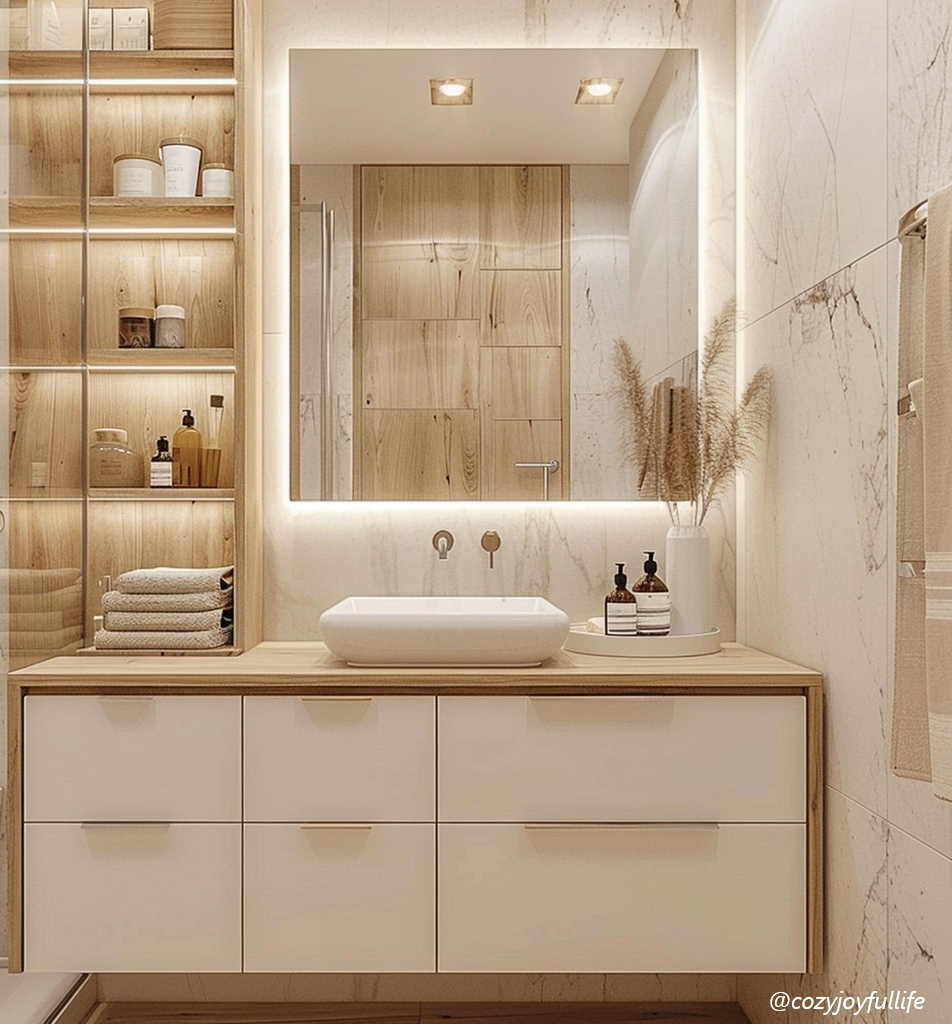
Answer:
[
  {"left": 479, "top": 166, "right": 562, "bottom": 269},
  {"left": 484, "top": 349, "right": 562, "bottom": 420},
  {"left": 86, "top": 239, "right": 235, "bottom": 355},
  {"left": 87, "top": 372, "right": 236, "bottom": 488},
  {"left": 360, "top": 166, "right": 479, "bottom": 319},
  {"left": 360, "top": 409, "right": 478, "bottom": 501},
  {"left": 7, "top": 371, "right": 84, "bottom": 497},
  {"left": 86, "top": 500, "right": 235, "bottom": 638},
  {"left": 4, "top": 500, "right": 84, "bottom": 670},
  {"left": 8, "top": 89, "right": 84, "bottom": 199},
  {"left": 480, "top": 270, "right": 561, "bottom": 346},
  {"left": 87, "top": 92, "right": 236, "bottom": 198},
  {"left": 491, "top": 419, "right": 563, "bottom": 500},
  {"left": 8, "top": 237, "right": 84, "bottom": 364},
  {"left": 362, "top": 320, "right": 477, "bottom": 410}
]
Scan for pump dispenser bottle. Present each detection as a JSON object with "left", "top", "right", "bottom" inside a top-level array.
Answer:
[
  {"left": 632, "top": 551, "right": 670, "bottom": 636},
  {"left": 172, "top": 409, "right": 202, "bottom": 487},
  {"left": 604, "top": 562, "right": 637, "bottom": 635}
]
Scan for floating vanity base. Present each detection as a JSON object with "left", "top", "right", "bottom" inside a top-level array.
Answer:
[{"left": 562, "top": 625, "right": 721, "bottom": 657}]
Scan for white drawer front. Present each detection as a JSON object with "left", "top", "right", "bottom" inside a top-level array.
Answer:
[
  {"left": 24, "top": 696, "right": 241, "bottom": 822},
  {"left": 439, "top": 695, "right": 805, "bottom": 822},
  {"left": 244, "top": 823, "right": 435, "bottom": 972},
  {"left": 438, "top": 823, "right": 806, "bottom": 973},
  {"left": 24, "top": 823, "right": 241, "bottom": 972},
  {"left": 244, "top": 696, "right": 435, "bottom": 821}
]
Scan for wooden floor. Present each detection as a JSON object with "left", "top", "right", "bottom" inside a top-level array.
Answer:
[{"left": 82, "top": 1002, "right": 752, "bottom": 1024}]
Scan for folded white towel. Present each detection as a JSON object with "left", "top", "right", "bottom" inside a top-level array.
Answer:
[
  {"left": 94, "top": 625, "right": 233, "bottom": 650},
  {"left": 102, "top": 587, "right": 234, "bottom": 613},
  {"left": 114, "top": 566, "right": 234, "bottom": 595},
  {"left": 104, "top": 608, "right": 233, "bottom": 632}
]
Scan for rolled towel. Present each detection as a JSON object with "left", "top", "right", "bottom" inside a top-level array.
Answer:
[
  {"left": 94, "top": 625, "right": 233, "bottom": 651},
  {"left": 114, "top": 566, "right": 234, "bottom": 595},
  {"left": 104, "top": 608, "right": 233, "bottom": 633},
  {"left": 102, "top": 587, "right": 234, "bottom": 613}
]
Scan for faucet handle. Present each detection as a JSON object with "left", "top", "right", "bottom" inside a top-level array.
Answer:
[{"left": 481, "top": 530, "right": 501, "bottom": 569}]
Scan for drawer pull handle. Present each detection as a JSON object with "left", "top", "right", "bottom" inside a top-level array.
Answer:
[
  {"left": 299, "top": 696, "right": 374, "bottom": 702},
  {"left": 81, "top": 821, "right": 171, "bottom": 829},
  {"left": 300, "top": 823, "right": 373, "bottom": 830},
  {"left": 523, "top": 822, "right": 720, "bottom": 831},
  {"left": 96, "top": 696, "right": 155, "bottom": 702}
]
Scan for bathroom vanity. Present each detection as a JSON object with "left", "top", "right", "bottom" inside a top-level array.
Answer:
[{"left": 6, "top": 642, "right": 822, "bottom": 975}]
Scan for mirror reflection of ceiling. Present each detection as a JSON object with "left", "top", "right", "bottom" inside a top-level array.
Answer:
[{"left": 290, "top": 48, "right": 667, "bottom": 165}]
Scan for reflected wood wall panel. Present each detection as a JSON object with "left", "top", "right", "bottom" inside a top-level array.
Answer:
[
  {"left": 360, "top": 166, "right": 479, "bottom": 320},
  {"left": 9, "top": 90, "right": 84, "bottom": 199},
  {"left": 362, "top": 320, "right": 478, "bottom": 410},
  {"left": 356, "top": 164, "right": 566, "bottom": 500},
  {"left": 491, "top": 419, "right": 563, "bottom": 501},
  {"left": 480, "top": 270, "right": 561, "bottom": 347},
  {"left": 479, "top": 166, "right": 562, "bottom": 269},
  {"left": 483, "top": 348, "right": 563, "bottom": 420},
  {"left": 359, "top": 409, "right": 478, "bottom": 501}
]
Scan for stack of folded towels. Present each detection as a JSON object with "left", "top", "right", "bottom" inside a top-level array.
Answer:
[
  {"left": 94, "top": 565, "right": 234, "bottom": 651},
  {"left": 2, "top": 567, "right": 84, "bottom": 662}
]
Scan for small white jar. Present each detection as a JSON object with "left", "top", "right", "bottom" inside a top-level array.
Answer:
[
  {"left": 154, "top": 304, "right": 186, "bottom": 349},
  {"left": 159, "top": 136, "right": 203, "bottom": 197},
  {"left": 113, "top": 154, "right": 163, "bottom": 197},
  {"left": 201, "top": 163, "right": 234, "bottom": 198}
]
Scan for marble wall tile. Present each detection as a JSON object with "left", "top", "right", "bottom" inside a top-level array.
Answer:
[
  {"left": 887, "top": 827, "right": 952, "bottom": 1022},
  {"left": 887, "top": 0, "right": 952, "bottom": 229},
  {"left": 741, "top": 249, "right": 890, "bottom": 814},
  {"left": 738, "top": 790, "right": 888, "bottom": 1024},
  {"left": 743, "top": 0, "right": 888, "bottom": 323}
]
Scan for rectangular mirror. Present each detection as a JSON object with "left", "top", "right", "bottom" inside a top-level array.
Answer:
[{"left": 290, "top": 47, "right": 697, "bottom": 500}]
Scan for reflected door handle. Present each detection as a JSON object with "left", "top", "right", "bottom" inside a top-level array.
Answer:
[{"left": 515, "top": 459, "right": 560, "bottom": 500}]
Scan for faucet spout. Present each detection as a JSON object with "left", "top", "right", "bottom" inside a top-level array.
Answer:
[{"left": 432, "top": 530, "right": 454, "bottom": 560}]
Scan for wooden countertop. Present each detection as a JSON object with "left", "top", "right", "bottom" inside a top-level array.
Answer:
[{"left": 8, "top": 641, "right": 822, "bottom": 694}]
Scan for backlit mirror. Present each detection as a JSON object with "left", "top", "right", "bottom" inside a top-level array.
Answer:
[{"left": 290, "top": 47, "right": 698, "bottom": 500}]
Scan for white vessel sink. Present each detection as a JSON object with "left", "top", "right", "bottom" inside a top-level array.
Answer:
[{"left": 319, "top": 595, "right": 571, "bottom": 667}]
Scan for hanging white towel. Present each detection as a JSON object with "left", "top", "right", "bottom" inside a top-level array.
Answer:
[{"left": 922, "top": 181, "right": 952, "bottom": 800}]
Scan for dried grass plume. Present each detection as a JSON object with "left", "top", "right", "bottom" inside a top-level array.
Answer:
[{"left": 613, "top": 299, "right": 772, "bottom": 525}]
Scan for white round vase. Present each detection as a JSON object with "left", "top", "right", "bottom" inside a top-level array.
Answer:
[{"left": 665, "top": 523, "right": 711, "bottom": 636}]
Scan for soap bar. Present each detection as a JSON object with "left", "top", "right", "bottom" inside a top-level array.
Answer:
[{"left": 586, "top": 616, "right": 605, "bottom": 634}]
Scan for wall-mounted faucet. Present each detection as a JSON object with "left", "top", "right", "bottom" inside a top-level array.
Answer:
[
  {"left": 432, "top": 530, "right": 454, "bottom": 560},
  {"left": 481, "top": 530, "right": 501, "bottom": 568}
]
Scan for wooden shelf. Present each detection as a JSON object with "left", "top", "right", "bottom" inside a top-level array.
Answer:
[
  {"left": 3, "top": 49, "right": 234, "bottom": 80},
  {"left": 2, "top": 50, "right": 84, "bottom": 80},
  {"left": 6, "top": 198, "right": 83, "bottom": 229},
  {"left": 89, "top": 197, "right": 234, "bottom": 229},
  {"left": 77, "top": 645, "right": 239, "bottom": 657},
  {"left": 90, "top": 50, "right": 235, "bottom": 79},
  {"left": 88, "top": 488, "right": 235, "bottom": 500},
  {"left": 87, "top": 348, "right": 235, "bottom": 368}
]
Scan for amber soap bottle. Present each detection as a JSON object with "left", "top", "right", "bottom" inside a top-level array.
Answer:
[{"left": 604, "top": 562, "right": 637, "bottom": 635}]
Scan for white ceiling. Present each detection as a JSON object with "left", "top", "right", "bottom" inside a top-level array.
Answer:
[{"left": 290, "top": 48, "right": 669, "bottom": 165}]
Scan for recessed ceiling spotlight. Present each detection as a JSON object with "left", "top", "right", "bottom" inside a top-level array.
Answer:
[
  {"left": 575, "top": 77, "right": 624, "bottom": 105},
  {"left": 430, "top": 77, "right": 473, "bottom": 105}
]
